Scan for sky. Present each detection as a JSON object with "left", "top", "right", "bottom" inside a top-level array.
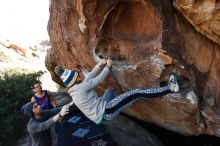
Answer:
[{"left": 0, "top": 0, "right": 50, "bottom": 47}]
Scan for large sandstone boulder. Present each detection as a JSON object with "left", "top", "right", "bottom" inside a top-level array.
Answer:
[
  {"left": 174, "top": 0, "right": 220, "bottom": 46},
  {"left": 46, "top": 0, "right": 220, "bottom": 137}
]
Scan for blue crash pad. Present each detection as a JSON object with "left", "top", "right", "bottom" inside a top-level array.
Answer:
[{"left": 56, "top": 112, "right": 117, "bottom": 146}]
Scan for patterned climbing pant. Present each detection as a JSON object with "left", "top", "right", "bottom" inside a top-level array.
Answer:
[{"left": 103, "top": 86, "right": 171, "bottom": 121}]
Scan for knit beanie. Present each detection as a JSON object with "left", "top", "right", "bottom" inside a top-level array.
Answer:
[
  {"left": 54, "top": 66, "right": 78, "bottom": 88},
  {"left": 21, "top": 102, "right": 36, "bottom": 117}
]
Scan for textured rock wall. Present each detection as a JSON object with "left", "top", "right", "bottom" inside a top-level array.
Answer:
[
  {"left": 46, "top": 0, "right": 220, "bottom": 137},
  {"left": 174, "top": 0, "right": 220, "bottom": 46}
]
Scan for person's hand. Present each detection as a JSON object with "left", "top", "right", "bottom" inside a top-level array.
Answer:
[
  {"left": 59, "top": 105, "right": 69, "bottom": 117},
  {"left": 98, "top": 59, "right": 107, "bottom": 67},
  {"left": 66, "top": 100, "right": 74, "bottom": 107},
  {"left": 107, "top": 59, "right": 113, "bottom": 67}
]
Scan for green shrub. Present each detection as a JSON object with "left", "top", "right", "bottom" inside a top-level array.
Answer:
[{"left": 0, "top": 68, "right": 43, "bottom": 146}]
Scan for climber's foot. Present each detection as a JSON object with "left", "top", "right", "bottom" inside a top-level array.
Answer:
[{"left": 169, "top": 73, "right": 179, "bottom": 93}]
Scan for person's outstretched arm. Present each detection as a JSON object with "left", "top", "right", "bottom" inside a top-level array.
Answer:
[
  {"left": 81, "top": 59, "right": 112, "bottom": 91},
  {"left": 85, "top": 59, "right": 107, "bottom": 80},
  {"left": 28, "top": 105, "right": 70, "bottom": 133}
]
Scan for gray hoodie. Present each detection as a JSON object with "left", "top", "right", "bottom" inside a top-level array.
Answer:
[
  {"left": 68, "top": 64, "right": 110, "bottom": 123},
  {"left": 27, "top": 108, "right": 61, "bottom": 146}
]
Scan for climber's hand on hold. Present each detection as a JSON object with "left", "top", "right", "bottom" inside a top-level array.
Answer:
[{"left": 107, "top": 59, "right": 113, "bottom": 67}]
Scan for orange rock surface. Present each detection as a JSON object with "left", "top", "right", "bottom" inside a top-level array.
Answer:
[{"left": 46, "top": 0, "right": 220, "bottom": 137}]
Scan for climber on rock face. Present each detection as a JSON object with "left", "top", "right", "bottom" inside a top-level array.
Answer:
[{"left": 54, "top": 58, "right": 179, "bottom": 124}]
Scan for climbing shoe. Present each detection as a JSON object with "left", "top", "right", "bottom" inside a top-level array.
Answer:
[{"left": 168, "top": 73, "right": 179, "bottom": 93}]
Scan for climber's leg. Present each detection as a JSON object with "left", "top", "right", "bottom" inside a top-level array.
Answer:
[
  {"left": 102, "top": 88, "right": 119, "bottom": 102},
  {"left": 103, "top": 73, "right": 179, "bottom": 121}
]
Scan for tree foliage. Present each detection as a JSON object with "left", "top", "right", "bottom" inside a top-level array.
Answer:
[{"left": 0, "top": 69, "right": 43, "bottom": 146}]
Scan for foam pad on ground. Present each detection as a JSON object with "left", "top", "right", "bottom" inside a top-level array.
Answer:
[{"left": 56, "top": 111, "right": 116, "bottom": 146}]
